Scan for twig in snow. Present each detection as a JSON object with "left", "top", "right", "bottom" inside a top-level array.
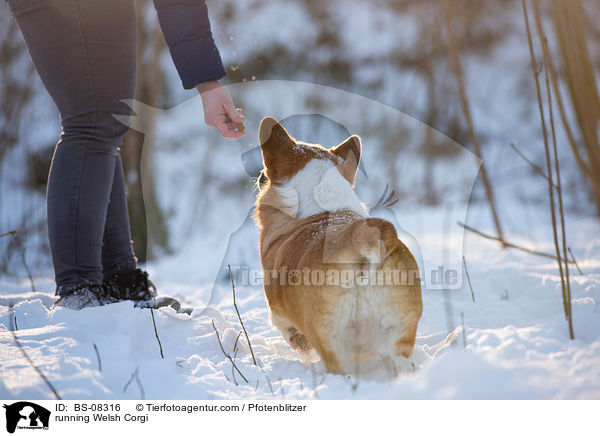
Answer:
[
  {"left": 233, "top": 330, "right": 242, "bottom": 354},
  {"left": 231, "top": 346, "right": 240, "bottom": 385},
  {"left": 459, "top": 222, "right": 575, "bottom": 263},
  {"left": 92, "top": 343, "right": 102, "bottom": 372},
  {"left": 231, "top": 331, "right": 243, "bottom": 386},
  {"left": 462, "top": 256, "right": 475, "bottom": 303},
  {"left": 123, "top": 367, "right": 145, "bottom": 400},
  {"left": 14, "top": 315, "right": 18, "bottom": 331},
  {"left": 228, "top": 264, "right": 257, "bottom": 365},
  {"left": 211, "top": 319, "right": 248, "bottom": 383},
  {"left": 256, "top": 359, "right": 275, "bottom": 396},
  {"left": 123, "top": 370, "right": 135, "bottom": 393},
  {"left": 523, "top": 0, "right": 573, "bottom": 339},
  {"left": 263, "top": 373, "right": 275, "bottom": 396},
  {"left": 8, "top": 303, "right": 61, "bottom": 400},
  {"left": 541, "top": 33, "right": 573, "bottom": 338},
  {"left": 568, "top": 248, "right": 583, "bottom": 276},
  {"left": 150, "top": 308, "right": 164, "bottom": 359},
  {"left": 135, "top": 369, "right": 145, "bottom": 400}
]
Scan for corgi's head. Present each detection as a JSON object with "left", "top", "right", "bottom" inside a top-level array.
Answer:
[{"left": 257, "top": 117, "right": 367, "bottom": 220}]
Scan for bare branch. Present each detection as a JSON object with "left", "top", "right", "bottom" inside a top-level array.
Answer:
[
  {"left": 211, "top": 319, "right": 249, "bottom": 384},
  {"left": 228, "top": 264, "right": 257, "bottom": 365},
  {"left": 93, "top": 343, "right": 102, "bottom": 372},
  {"left": 150, "top": 308, "right": 164, "bottom": 359},
  {"left": 459, "top": 221, "right": 574, "bottom": 264},
  {"left": 462, "top": 256, "right": 475, "bottom": 303},
  {"left": 568, "top": 248, "right": 583, "bottom": 276},
  {"left": 509, "top": 143, "right": 555, "bottom": 186}
]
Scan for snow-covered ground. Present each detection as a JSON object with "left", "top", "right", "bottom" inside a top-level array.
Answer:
[{"left": 1, "top": 204, "right": 599, "bottom": 399}]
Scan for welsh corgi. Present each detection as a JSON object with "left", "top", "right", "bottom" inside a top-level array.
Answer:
[{"left": 254, "top": 117, "right": 422, "bottom": 376}]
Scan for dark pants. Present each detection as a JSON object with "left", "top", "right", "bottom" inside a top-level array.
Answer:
[{"left": 8, "top": 0, "right": 139, "bottom": 288}]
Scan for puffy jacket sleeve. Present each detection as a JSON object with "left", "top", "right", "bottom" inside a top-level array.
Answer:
[{"left": 153, "top": 0, "right": 226, "bottom": 89}]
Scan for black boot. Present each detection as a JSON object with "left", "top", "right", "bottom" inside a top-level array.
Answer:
[
  {"left": 103, "top": 268, "right": 157, "bottom": 302},
  {"left": 104, "top": 268, "right": 188, "bottom": 312},
  {"left": 54, "top": 282, "right": 118, "bottom": 310}
]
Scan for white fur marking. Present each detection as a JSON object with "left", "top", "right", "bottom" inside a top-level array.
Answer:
[{"left": 275, "top": 159, "right": 368, "bottom": 219}]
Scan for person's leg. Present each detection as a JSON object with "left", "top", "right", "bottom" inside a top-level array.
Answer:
[
  {"left": 8, "top": 0, "right": 137, "bottom": 304},
  {"left": 101, "top": 154, "right": 137, "bottom": 281}
]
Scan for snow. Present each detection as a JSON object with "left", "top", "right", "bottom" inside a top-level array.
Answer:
[{"left": 1, "top": 210, "right": 599, "bottom": 399}]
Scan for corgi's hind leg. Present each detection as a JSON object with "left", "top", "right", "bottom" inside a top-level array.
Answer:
[{"left": 270, "top": 312, "right": 313, "bottom": 353}]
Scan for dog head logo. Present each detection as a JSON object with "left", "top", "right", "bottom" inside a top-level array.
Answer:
[{"left": 3, "top": 402, "right": 50, "bottom": 434}]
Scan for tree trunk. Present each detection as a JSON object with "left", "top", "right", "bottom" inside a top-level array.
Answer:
[{"left": 121, "top": 0, "right": 169, "bottom": 263}]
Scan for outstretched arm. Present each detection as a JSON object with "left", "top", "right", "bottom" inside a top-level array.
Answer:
[{"left": 153, "top": 0, "right": 245, "bottom": 138}]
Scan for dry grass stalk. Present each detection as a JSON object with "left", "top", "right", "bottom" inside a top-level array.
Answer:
[
  {"left": 123, "top": 367, "right": 145, "bottom": 400},
  {"left": 462, "top": 256, "right": 475, "bottom": 303},
  {"left": 523, "top": 0, "right": 573, "bottom": 339},
  {"left": 442, "top": 0, "right": 505, "bottom": 246},
  {"left": 459, "top": 221, "right": 575, "bottom": 264},
  {"left": 228, "top": 264, "right": 257, "bottom": 365},
  {"left": 150, "top": 308, "right": 164, "bottom": 359},
  {"left": 541, "top": 34, "right": 573, "bottom": 338},
  {"left": 510, "top": 143, "right": 556, "bottom": 186},
  {"left": 211, "top": 319, "right": 249, "bottom": 384},
  {"left": 93, "top": 343, "right": 102, "bottom": 372},
  {"left": 568, "top": 247, "right": 583, "bottom": 276},
  {"left": 548, "top": 0, "right": 600, "bottom": 215},
  {"left": 532, "top": 0, "right": 575, "bottom": 338}
]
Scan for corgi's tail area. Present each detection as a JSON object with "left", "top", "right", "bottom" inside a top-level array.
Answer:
[
  {"left": 321, "top": 219, "right": 422, "bottom": 376},
  {"left": 325, "top": 282, "right": 421, "bottom": 377}
]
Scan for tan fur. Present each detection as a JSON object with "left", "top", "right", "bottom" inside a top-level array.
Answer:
[{"left": 254, "top": 117, "right": 422, "bottom": 375}]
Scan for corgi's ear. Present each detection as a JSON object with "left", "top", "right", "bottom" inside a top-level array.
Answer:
[
  {"left": 259, "top": 117, "right": 289, "bottom": 146},
  {"left": 331, "top": 135, "right": 361, "bottom": 185},
  {"left": 258, "top": 117, "right": 295, "bottom": 182}
]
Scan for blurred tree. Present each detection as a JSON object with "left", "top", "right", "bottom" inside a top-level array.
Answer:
[
  {"left": 216, "top": 0, "right": 517, "bottom": 206},
  {"left": 121, "top": 0, "right": 170, "bottom": 262},
  {"left": 547, "top": 0, "right": 600, "bottom": 215},
  {"left": 0, "top": 17, "right": 35, "bottom": 163},
  {"left": 0, "top": 13, "right": 47, "bottom": 276}
]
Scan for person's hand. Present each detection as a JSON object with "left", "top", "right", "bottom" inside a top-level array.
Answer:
[{"left": 196, "top": 80, "right": 245, "bottom": 139}]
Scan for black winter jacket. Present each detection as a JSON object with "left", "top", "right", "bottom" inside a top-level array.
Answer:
[{"left": 153, "top": 0, "right": 226, "bottom": 89}]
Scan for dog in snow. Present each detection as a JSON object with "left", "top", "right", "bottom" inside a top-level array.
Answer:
[{"left": 254, "top": 117, "right": 422, "bottom": 376}]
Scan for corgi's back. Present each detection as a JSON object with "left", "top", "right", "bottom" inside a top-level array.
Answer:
[{"left": 254, "top": 117, "right": 422, "bottom": 376}]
